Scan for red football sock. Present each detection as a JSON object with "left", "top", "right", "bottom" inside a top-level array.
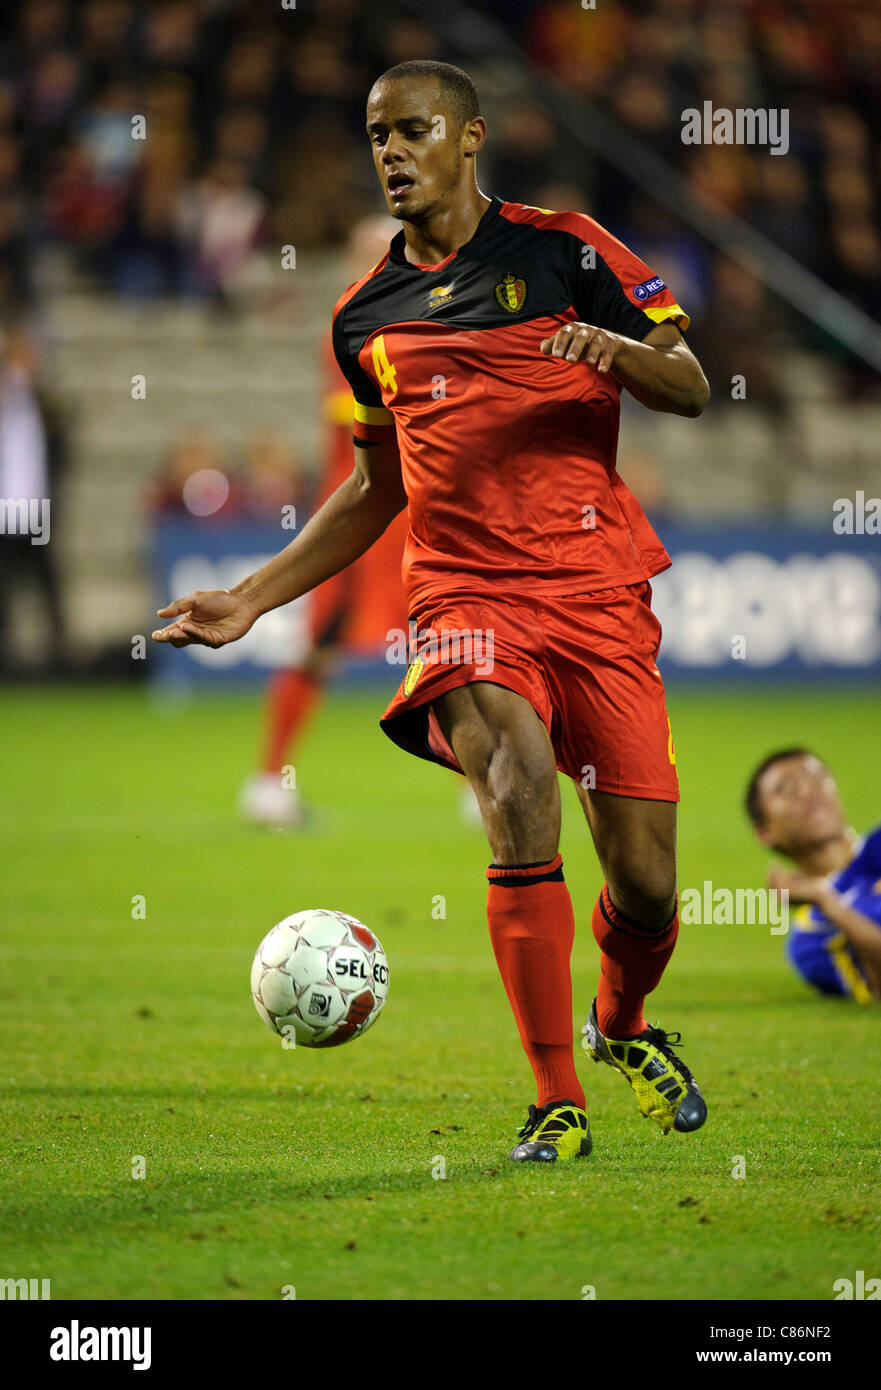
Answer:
[
  {"left": 262, "top": 669, "right": 321, "bottom": 774},
  {"left": 487, "top": 855, "right": 585, "bottom": 1110},
  {"left": 591, "top": 883, "right": 679, "bottom": 1039}
]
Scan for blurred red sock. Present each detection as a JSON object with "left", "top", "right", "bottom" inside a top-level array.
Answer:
[
  {"left": 591, "top": 884, "right": 679, "bottom": 1039},
  {"left": 487, "top": 856, "right": 585, "bottom": 1110},
  {"left": 262, "top": 669, "right": 321, "bottom": 774}
]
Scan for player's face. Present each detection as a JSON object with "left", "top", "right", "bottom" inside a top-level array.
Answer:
[
  {"left": 365, "top": 78, "right": 481, "bottom": 222},
  {"left": 755, "top": 755, "right": 846, "bottom": 856}
]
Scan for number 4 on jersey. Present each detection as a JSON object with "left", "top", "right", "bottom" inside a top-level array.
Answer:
[{"left": 371, "top": 334, "right": 398, "bottom": 395}]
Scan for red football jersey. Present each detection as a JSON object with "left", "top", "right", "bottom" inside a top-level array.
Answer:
[{"left": 332, "top": 197, "right": 689, "bottom": 615}]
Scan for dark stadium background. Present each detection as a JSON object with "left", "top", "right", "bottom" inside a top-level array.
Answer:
[{"left": 0, "top": 0, "right": 879, "bottom": 684}]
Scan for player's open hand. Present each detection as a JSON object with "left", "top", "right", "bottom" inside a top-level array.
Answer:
[
  {"left": 540, "top": 322, "right": 623, "bottom": 372},
  {"left": 151, "top": 589, "right": 257, "bottom": 649},
  {"left": 767, "top": 865, "right": 827, "bottom": 905}
]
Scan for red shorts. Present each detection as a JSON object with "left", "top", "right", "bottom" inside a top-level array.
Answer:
[{"left": 380, "top": 582, "right": 679, "bottom": 802}]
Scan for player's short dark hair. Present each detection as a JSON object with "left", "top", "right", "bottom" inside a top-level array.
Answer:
[
  {"left": 744, "top": 747, "right": 820, "bottom": 826},
  {"left": 372, "top": 60, "right": 481, "bottom": 129}
]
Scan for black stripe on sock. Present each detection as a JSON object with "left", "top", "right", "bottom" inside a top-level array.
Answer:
[
  {"left": 488, "top": 857, "right": 564, "bottom": 888},
  {"left": 600, "top": 890, "right": 677, "bottom": 937},
  {"left": 489, "top": 867, "right": 564, "bottom": 887},
  {"left": 489, "top": 859, "right": 560, "bottom": 870}
]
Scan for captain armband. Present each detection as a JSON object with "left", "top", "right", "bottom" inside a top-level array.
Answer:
[{"left": 353, "top": 400, "right": 396, "bottom": 447}]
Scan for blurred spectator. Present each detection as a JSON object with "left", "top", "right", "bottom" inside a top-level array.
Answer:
[
  {"left": 44, "top": 137, "right": 129, "bottom": 268},
  {"left": 686, "top": 147, "right": 755, "bottom": 218},
  {"left": 241, "top": 430, "right": 309, "bottom": 522},
  {"left": 269, "top": 116, "right": 374, "bottom": 250},
  {"left": 79, "top": 0, "right": 136, "bottom": 73},
  {"left": 19, "top": 0, "right": 71, "bottom": 59},
  {"left": 141, "top": 1, "right": 203, "bottom": 77},
  {"left": 112, "top": 95, "right": 194, "bottom": 295},
  {"left": 688, "top": 255, "right": 791, "bottom": 416},
  {"left": 611, "top": 70, "right": 681, "bottom": 165},
  {"left": 0, "top": 0, "right": 875, "bottom": 390},
  {"left": 0, "top": 322, "right": 68, "bottom": 672},
  {"left": 149, "top": 427, "right": 307, "bottom": 523},
  {"left": 76, "top": 77, "right": 141, "bottom": 183},
  {"left": 828, "top": 219, "right": 881, "bottom": 397},
  {"left": 831, "top": 220, "right": 881, "bottom": 323},
  {"left": 285, "top": 25, "right": 363, "bottom": 132},
  {"left": 149, "top": 430, "right": 238, "bottom": 519},
  {"left": 488, "top": 100, "right": 587, "bottom": 207},
  {"left": 751, "top": 157, "right": 820, "bottom": 271},
  {"left": 19, "top": 47, "right": 83, "bottom": 197},
  {"left": 221, "top": 32, "right": 278, "bottom": 108},
  {"left": 213, "top": 107, "right": 271, "bottom": 187},
  {"left": 380, "top": 18, "right": 446, "bottom": 70},
  {"left": 175, "top": 157, "right": 265, "bottom": 301},
  {"left": 527, "top": 0, "right": 627, "bottom": 101}
]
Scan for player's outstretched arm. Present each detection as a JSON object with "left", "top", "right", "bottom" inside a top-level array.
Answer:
[
  {"left": 152, "top": 437, "right": 407, "bottom": 649},
  {"left": 540, "top": 321, "right": 710, "bottom": 417},
  {"left": 819, "top": 896, "right": 881, "bottom": 999},
  {"left": 768, "top": 866, "right": 881, "bottom": 1000}
]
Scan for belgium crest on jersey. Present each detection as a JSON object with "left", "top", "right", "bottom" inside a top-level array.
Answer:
[{"left": 494, "top": 273, "right": 527, "bottom": 314}]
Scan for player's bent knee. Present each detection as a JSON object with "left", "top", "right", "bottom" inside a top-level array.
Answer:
[
  {"left": 486, "top": 741, "right": 554, "bottom": 803},
  {"left": 605, "top": 861, "right": 677, "bottom": 928}
]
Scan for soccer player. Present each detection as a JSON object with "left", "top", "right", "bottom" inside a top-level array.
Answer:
[
  {"left": 239, "top": 216, "right": 410, "bottom": 829},
  {"left": 746, "top": 748, "right": 881, "bottom": 1002},
  {"left": 154, "top": 60, "right": 710, "bottom": 1161}
]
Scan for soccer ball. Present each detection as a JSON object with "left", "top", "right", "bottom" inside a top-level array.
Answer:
[{"left": 250, "top": 909, "right": 389, "bottom": 1048}]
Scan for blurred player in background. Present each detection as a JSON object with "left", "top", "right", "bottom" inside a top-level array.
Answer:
[
  {"left": 239, "top": 216, "right": 482, "bottom": 831},
  {"left": 240, "top": 216, "right": 410, "bottom": 828},
  {"left": 0, "top": 322, "right": 67, "bottom": 674},
  {"left": 155, "top": 61, "right": 711, "bottom": 1163},
  {"left": 746, "top": 749, "right": 881, "bottom": 1001}
]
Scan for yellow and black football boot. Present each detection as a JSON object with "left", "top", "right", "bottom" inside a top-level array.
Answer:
[
  {"left": 510, "top": 1100, "right": 592, "bottom": 1162},
  {"left": 581, "top": 1000, "right": 707, "bottom": 1134}
]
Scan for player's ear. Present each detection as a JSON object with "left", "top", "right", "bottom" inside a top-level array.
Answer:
[{"left": 462, "top": 115, "right": 486, "bottom": 157}]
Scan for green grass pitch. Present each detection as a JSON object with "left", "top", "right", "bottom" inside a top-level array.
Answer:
[{"left": 1, "top": 681, "right": 879, "bottom": 1301}]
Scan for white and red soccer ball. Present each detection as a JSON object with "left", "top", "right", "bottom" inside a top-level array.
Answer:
[{"left": 251, "top": 909, "right": 389, "bottom": 1048}]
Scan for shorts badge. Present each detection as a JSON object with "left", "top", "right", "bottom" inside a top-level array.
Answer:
[{"left": 403, "top": 657, "right": 425, "bottom": 698}]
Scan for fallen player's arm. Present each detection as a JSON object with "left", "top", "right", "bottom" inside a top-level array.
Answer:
[
  {"left": 769, "top": 866, "right": 881, "bottom": 1000},
  {"left": 814, "top": 888, "right": 881, "bottom": 1000},
  {"left": 152, "top": 436, "right": 406, "bottom": 649},
  {"left": 540, "top": 321, "right": 709, "bottom": 418}
]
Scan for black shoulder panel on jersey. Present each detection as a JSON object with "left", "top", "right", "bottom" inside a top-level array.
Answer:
[
  {"left": 335, "top": 196, "right": 658, "bottom": 365},
  {"left": 332, "top": 299, "right": 384, "bottom": 408},
  {"left": 567, "top": 240, "right": 660, "bottom": 343}
]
